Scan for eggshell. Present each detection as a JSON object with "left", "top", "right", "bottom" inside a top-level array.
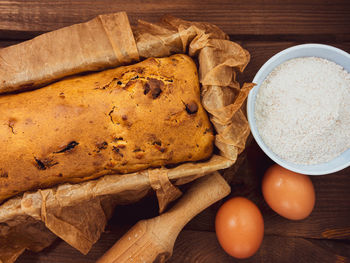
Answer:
[
  {"left": 215, "top": 197, "right": 264, "bottom": 259},
  {"left": 262, "top": 164, "right": 315, "bottom": 220}
]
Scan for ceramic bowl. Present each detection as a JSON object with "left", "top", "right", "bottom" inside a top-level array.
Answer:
[{"left": 247, "top": 44, "right": 350, "bottom": 175}]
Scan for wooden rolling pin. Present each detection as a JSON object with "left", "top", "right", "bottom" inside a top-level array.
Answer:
[{"left": 97, "top": 171, "right": 231, "bottom": 263}]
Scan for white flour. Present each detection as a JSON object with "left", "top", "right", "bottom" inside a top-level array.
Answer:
[{"left": 255, "top": 57, "right": 350, "bottom": 165}]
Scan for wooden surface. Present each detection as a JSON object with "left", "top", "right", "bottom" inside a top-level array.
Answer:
[{"left": 0, "top": 0, "right": 349, "bottom": 262}]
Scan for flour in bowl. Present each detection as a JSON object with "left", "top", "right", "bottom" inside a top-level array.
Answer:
[{"left": 255, "top": 57, "right": 350, "bottom": 165}]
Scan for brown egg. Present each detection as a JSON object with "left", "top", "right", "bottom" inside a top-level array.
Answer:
[
  {"left": 215, "top": 197, "right": 264, "bottom": 259},
  {"left": 262, "top": 164, "right": 315, "bottom": 220}
]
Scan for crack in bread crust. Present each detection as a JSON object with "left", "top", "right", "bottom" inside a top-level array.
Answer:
[{"left": 0, "top": 54, "right": 214, "bottom": 203}]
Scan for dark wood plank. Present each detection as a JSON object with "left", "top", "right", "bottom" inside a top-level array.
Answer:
[
  {"left": 238, "top": 41, "right": 350, "bottom": 84},
  {"left": 17, "top": 230, "right": 350, "bottom": 263},
  {"left": 168, "top": 230, "right": 350, "bottom": 263},
  {"left": 0, "top": 40, "right": 19, "bottom": 48},
  {"left": 1, "top": 0, "right": 350, "bottom": 40}
]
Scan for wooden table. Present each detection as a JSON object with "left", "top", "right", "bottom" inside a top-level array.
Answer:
[{"left": 1, "top": 0, "right": 349, "bottom": 262}]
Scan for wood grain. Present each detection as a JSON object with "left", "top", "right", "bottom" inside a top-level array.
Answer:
[
  {"left": 16, "top": 231, "right": 350, "bottom": 263},
  {"left": 168, "top": 231, "right": 350, "bottom": 263},
  {"left": 0, "top": 40, "right": 19, "bottom": 48},
  {"left": 0, "top": 0, "right": 350, "bottom": 40},
  {"left": 239, "top": 41, "right": 350, "bottom": 84}
]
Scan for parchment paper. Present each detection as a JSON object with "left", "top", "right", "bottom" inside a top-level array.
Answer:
[
  {"left": 0, "top": 12, "right": 252, "bottom": 262},
  {"left": 0, "top": 12, "right": 139, "bottom": 94}
]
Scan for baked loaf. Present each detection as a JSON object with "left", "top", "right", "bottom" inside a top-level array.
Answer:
[{"left": 0, "top": 54, "right": 214, "bottom": 202}]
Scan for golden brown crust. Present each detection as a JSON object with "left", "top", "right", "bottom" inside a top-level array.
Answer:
[{"left": 0, "top": 54, "right": 214, "bottom": 202}]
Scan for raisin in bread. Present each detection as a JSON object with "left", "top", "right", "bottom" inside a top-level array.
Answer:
[{"left": 0, "top": 54, "right": 214, "bottom": 202}]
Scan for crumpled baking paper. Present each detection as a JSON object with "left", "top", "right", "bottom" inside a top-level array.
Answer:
[{"left": 0, "top": 12, "right": 252, "bottom": 262}]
